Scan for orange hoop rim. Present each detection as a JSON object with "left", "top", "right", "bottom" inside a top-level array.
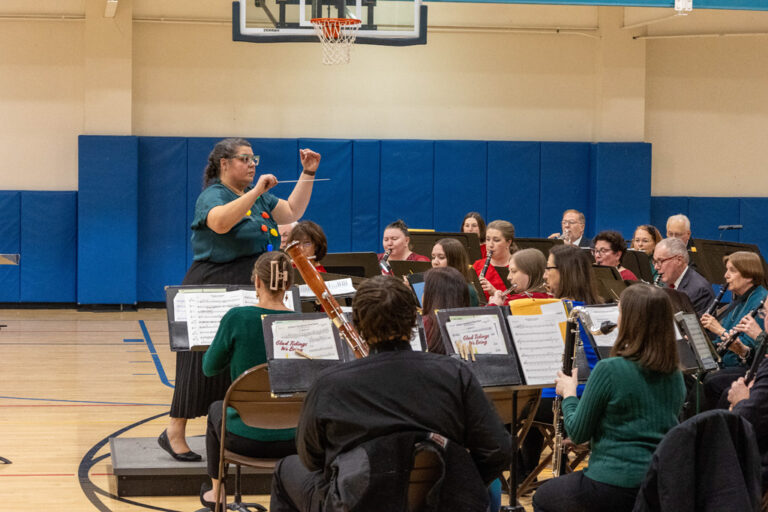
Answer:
[{"left": 310, "top": 17, "right": 362, "bottom": 26}]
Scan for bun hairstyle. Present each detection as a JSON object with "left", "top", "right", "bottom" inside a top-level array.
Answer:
[
  {"left": 486, "top": 220, "right": 519, "bottom": 254},
  {"left": 203, "top": 137, "right": 251, "bottom": 188},
  {"left": 385, "top": 219, "right": 412, "bottom": 249},
  {"left": 251, "top": 251, "right": 294, "bottom": 293}
]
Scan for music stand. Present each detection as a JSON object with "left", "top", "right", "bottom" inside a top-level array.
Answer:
[
  {"left": 389, "top": 260, "right": 432, "bottom": 277},
  {"left": 0, "top": 254, "right": 18, "bottom": 464},
  {"left": 591, "top": 265, "right": 626, "bottom": 303},
  {"left": 690, "top": 239, "right": 768, "bottom": 285},
  {"left": 622, "top": 249, "right": 654, "bottom": 283},
  {"left": 319, "top": 252, "right": 380, "bottom": 278},
  {"left": 515, "top": 238, "right": 564, "bottom": 258},
  {"left": 409, "top": 231, "right": 482, "bottom": 262}
]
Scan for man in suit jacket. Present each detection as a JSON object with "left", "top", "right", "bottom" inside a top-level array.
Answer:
[
  {"left": 548, "top": 209, "right": 591, "bottom": 248},
  {"left": 654, "top": 237, "right": 714, "bottom": 316}
]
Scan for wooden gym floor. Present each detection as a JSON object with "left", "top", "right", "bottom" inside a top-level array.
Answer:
[{"left": 0, "top": 308, "right": 538, "bottom": 511}]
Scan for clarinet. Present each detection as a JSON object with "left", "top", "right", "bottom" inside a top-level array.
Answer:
[
  {"left": 479, "top": 250, "right": 493, "bottom": 279},
  {"left": 652, "top": 273, "right": 663, "bottom": 287},
  {"left": 286, "top": 241, "right": 369, "bottom": 358},
  {"left": 552, "top": 306, "right": 581, "bottom": 477},
  {"left": 745, "top": 333, "right": 768, "bottom": 385},
  {"left": 704, "top": 284, "right": 729, "bottom": 317},
  {"left": 716, "top": 296, "right": 768, "bottom": 360},
  {"left": 379, "top": 250, "right": 393, "bottom": 276}
]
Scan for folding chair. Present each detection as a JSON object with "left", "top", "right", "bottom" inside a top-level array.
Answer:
[{"left": 214, "top": 363, "right": 303, "bottom": 512}]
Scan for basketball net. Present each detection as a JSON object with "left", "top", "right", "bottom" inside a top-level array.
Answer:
[{"left": 311, "top": 18, "right": 362, "bottom": 65}]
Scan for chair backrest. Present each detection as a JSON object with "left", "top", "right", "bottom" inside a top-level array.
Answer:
[
  {"left": 407, "top": 443, "right": 442, "bottom": 512},
  {"left": 223, "top": 363, "right": 303, "bottom": 430}
]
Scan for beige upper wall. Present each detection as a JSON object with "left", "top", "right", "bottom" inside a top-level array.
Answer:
[{"left": 1, "top": 2, "right": 767, "bottom": 194}]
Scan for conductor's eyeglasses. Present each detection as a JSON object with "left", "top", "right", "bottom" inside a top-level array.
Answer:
[{"left": 232, "top": 154, "right": 260, "bottom": 166}]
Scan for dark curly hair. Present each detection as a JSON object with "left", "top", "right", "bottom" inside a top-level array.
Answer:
[
  {"left": 352, "top": 275, "right": 419, "bottom": 345},
  {"left": 202, "top": 137, "right": 251, "bottom": 188}
]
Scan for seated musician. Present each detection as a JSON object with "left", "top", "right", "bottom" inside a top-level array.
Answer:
[
  {"left": 728, "top": 305, "right": 768, "bottom": 490},
  {"left": 533, "top": 284, "right": 686, "bottom": 512},
  {"left": 287, "top": 220, "right": 328, "bottom": 272},
  {"left": 593, "top": 230, "right": 638, "bottom": 281},
  {"left": 461, "top": 211, "right": 488, "bottom": 259},
  {"left": 270, "top": 275, "right": 512, "bottom": 512},
  {"left": 487, "top": 248, "right": 551, "bottom": 306},
  {"left": 422, "top": 266, "right": 471, "bottom": 353},
  {"left": 431, "top": 237, "right": 480, "bottom": 306},
  {"left": 474, "top": 219, "right": 519, "bottom": 301},
  {"left": 653, "top": 237, "right": 714, "bottom": 316},
  {"left": 631, "top": 224, "right": 662, "bottom": 281},
  {"left": 666, "top": 213, "right": 693, "bottom": 250},
  {"left": 700, "top": 251, "right": 767, "bottom": 410},
  {"left": 199, "top": 252, "right": 297, "bottom": 510},
  {"left": 548, "top": 209, "right": 590, "bottom": 248},
  {"left": 378, "top": 219, "right": 430, "bottom": 262}
]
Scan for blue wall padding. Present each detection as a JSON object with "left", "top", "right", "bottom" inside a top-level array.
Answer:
[
  {"left": 539, "top": 143, "right": 591, "bottom": 238},
  {"left": 137, "top": 138, "right": 188, "bottom": 302},
  {"left": 488, "top": 142, "right": 541, "bottom": 237},
  {"left": 434, "top": 141, "right": 487, "bottom": 233},
  {"left": 589, "top": 143, "right": 652, "bottom": 241},
  {"left": 740, "top": 198, "right": 768, "bottom": 258},
  {"left": 77, "top": 135, "right": 138, "bottom": 304},
  {"left": 351, "top": 140, "right": 380, "bottom": 252},
  {"left": 689, "top": 197, "right": 741, "bottom": 242},
  {"left": 650, "top": 196, "right": 689, "bottom": 232},
  {"left": 20, "top": 192, "right": 76, "bottom": 302},
  {"left": 380, "top": 140, "right": 435, "bottom": 238},
  {"left": 296, "top": 139, "right": 353, "bottom": 251},
  {"left": 0, "top": 191, "right": 21, "bottom": 302},
  {"left": 186, "top": 137, "right": 225, "bottom": 269}
]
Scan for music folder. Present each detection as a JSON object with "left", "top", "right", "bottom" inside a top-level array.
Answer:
[{"left": 164, "top": 284, "right": 301, "bottom": 352}]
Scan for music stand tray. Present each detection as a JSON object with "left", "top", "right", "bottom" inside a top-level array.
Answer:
[
  {"left": 409, "top": 231, "right": 482, "bottom": 262},
  {"left": 319, "top": 252, "right": 381, "bottom": 278}
]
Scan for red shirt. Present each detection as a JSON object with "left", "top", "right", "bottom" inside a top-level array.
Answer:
[
  {"left": 473, "top": 259, "right": 506, "bottom": 301},
  {"left": 378, "top": 252, "right": 430, "bottom": 262},
  {"left": 619, "top": 268, "right": 637, "bottom": 281}
]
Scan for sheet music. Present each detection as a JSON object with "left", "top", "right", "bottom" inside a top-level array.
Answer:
[
  {"left": 185, "top": 292, "right": 242, "bottom": 348},
  {"left": 445, "top": 315, "right": 508, "bottom": 355},
  {"left": 299, "top": 278, "right": 356, "bottom": 298},
  {"left": 174, "top": 287, "right": 227, "bottom": 322},
  {"left": 678, "top": 313, "right": 718, "bottom": 370},
  {"left": 506, "top": 315, "right": 563, "bottom": 386},
  {"left": 271, "top": 318, "right": 340, "bottom": 359},
  {"left": 409, "top": 326, "right": 422, "bottom": 352},
  {"left": 581, "top": 306, "right": 619, "bottom": 348}
]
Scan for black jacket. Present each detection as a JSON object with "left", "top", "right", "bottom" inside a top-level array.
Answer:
[
  {"left": 676, "top": 266, "right": 715, "bottom": 317},
  {"left": 633, "top": 409, "right": 762, "bottom": 512},
  {"left": 733, "top": 351, "right": 768, "bottom": 488}
]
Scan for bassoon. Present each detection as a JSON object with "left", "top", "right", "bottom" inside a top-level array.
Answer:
[{"left": 285, "top": 241, "right": 369, "bottom": 358}]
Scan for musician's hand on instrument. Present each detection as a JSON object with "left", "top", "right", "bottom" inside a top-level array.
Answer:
[
  {"left": 548, "top": 232, "right": 560, "bottom": 240},
  {"left": 254, "top": 174, "right": 278, "bottom": 195},
  {"left": 729, "top": 338, "right": 750, "bottom": 359},
  {"left": 735, "top": 314, "right": 763, "bottom": 340},
  {"left": 555, "top": 368, "right": 578, "bottom": 399},
  {"left": 299, "top": 148, "right": 321, "bottom": 173},
  {"left": 700, "top": 314, "right": 725, "bottom": 336},
  {"left": 488, "top": 290, "right": 504, "bottom": 306},
  {"left": 728, "top": 377, "right": 750, "bottom": 407},
  {"left": 479, "top": 277, "right": 496, "bottom": 294}
]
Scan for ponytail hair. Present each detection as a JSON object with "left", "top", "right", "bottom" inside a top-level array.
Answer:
[{"left": 203, "top": 138, "right": 251, "bottom": 188}]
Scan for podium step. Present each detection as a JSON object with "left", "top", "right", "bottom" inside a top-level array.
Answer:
[{"left": 110, "top": 436, "right": 273, "bottom": 497}]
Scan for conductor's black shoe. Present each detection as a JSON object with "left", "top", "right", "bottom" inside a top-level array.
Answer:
[
  {"left": 200, "top": 481, "right": 217, "bottom": 511},
  {"left": 157, "top": 430, "right": 202, "bottom": 462}
]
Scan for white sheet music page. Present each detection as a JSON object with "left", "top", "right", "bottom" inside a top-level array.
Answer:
[
  {"left": 582, "top": 305, "right": 620, "bottom": 348},
  {"left": 271, "top": 318, "right": 340, "bottom": 359},
  {"left": 409, "top": 326, "right": 422, "bottom": 351},
  {"left": 239, "top": 289, "right": 295, "bottom": 311},
  {"left": 185, "top": 291, "right": 242, "bottom": 348},
  {"left": 445, "top": 315, "right": 508, "bottom": 355},
  {"left": 174, "top": 287, "right": 227, "bottom": 322},
  {"left": 299, "top": 278, "right": 355, "bottom": 298},
  {"left": 506, "top": 315, "right": 563, "bottom": 386}
]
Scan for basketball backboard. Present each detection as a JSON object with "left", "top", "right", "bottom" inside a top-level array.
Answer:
[{"left": 232, "top": 0, "right": 427, "bottom": 45}]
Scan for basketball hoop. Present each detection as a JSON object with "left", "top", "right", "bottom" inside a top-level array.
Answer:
[{"left": 310, "top": 17, "right": 362, "bottom": 65}]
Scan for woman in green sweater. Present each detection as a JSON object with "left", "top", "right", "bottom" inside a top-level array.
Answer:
[
  {"left": 199, "top": 251, "right": 297, "bottom": 510},
  {"left": 533, "top": 283, "right": 686, "bottom": 512}
]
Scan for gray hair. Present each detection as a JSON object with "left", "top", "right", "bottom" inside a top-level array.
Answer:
[
  {"left": 657, "top": 237, "right": 689, "bottom": 264},
  {"left": 563, "top": 209, "right": 585, "bottom": 225},
  {"left": 666, "top": 214, "right": 691, "bottom": 231}
]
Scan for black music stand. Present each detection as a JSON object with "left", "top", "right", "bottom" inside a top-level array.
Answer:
[
  {"left": 409, "top": 231, "right": 483, "bottom": 262},
  {"left": 690, "top": 239, "right": 768, "bottom": 285},
  {"left": 592, "top": 265, "right": 626, "bottom": 303},
  {"left": 389, "top": 260, "right": 432, "bottom": 277},
  {"left": 319, "top": 252, "right": 380, "bottom": 278},
  {"left": 0, "top": 254, "right": 18, "bottom": 464},
  {"left": 622, "top": 249, "right": 654, "bottom": 283},
  {"left": 515, "top": 238, "right": 564, "bottom": 258}
]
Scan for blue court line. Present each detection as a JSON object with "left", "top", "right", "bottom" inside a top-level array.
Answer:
[
  {"left": 0, "top": 395, "right": 170, "bottom": 406},
  {"left": 123, "top": 338, "right": 144, "bottom": 343},
  {"left": 138, "top": 320, "right": 174, "bottom": 389}
]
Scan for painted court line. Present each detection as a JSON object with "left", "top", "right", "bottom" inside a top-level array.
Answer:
[{"left": 138, "top": 320, "right": 174, "bottom": 389}]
